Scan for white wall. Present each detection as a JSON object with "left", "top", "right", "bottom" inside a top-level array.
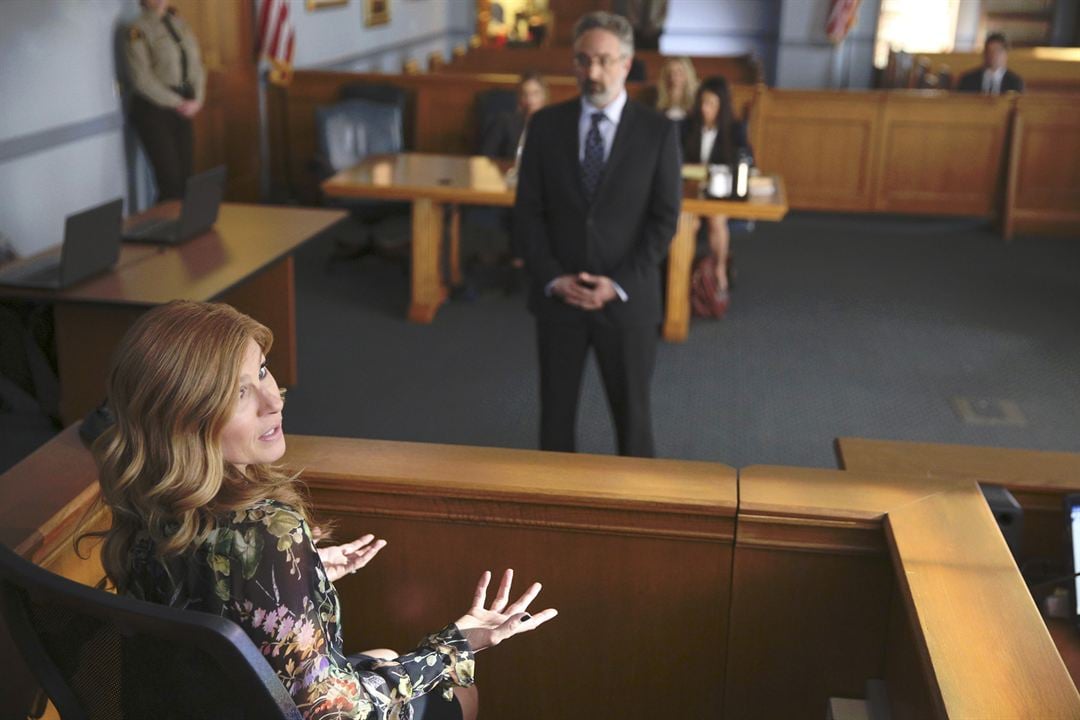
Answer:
[
  {"left": 659, "top": 0, "right": 883, "bottom": 89},
  {"left": 0, "top": 0, "right": 136, "bottom": 257},
  {"left": 290, "top": 0, "right": 473, "bottom": 72},
  {"left": 0, "top": 0, "right": 475, "bottom": 256},
  {"left": 775, "top": 0, "right": 882, "bottom": 88},
  {"left": 661, "top": 0, "right": 781, "bottom": 85},
  {"left": 955, "top": 0, "right": 984, "bottom": 51}
]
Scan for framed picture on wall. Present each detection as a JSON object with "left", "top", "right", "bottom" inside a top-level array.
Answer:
[
  {"left": 307, "top": 0, "right": 347, "bottom": 9},
  {"left": 365, "top": 0, "right": 390, "bottom": 26}
]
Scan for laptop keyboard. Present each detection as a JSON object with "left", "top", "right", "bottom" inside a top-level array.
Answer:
[
  {"left": 0, "top": 256, "right": 59, "bottom": 283},
  {"left": 127, "top": 216, "right": 176, "bottom": 237}
]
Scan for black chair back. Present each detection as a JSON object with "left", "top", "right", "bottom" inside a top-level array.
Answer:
[
  {"left": 339, "top": 82, "right": 408, "bottom": 122},
  {"left": 474, "top": 88, "right": 518, "bottom": 153},
  {"left": 0, "top": 543, "right": 301, "bottom": 720}
]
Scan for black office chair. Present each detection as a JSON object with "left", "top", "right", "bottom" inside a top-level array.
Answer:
[
  {"left": 313, "top": 97, "right": 411, "bottom": 270},
  {"left": 473, "top": 88, "right": 518, "bottom": 154},
  {"left": 0, "top": 543, "right": 301, "bottom": 719},
  {"left": 339, "top": 82, "right": 408, "bottom": 125}
]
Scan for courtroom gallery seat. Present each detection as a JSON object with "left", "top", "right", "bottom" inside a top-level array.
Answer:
[{"left": 0, "top": 542, "right": 302, "bottom": 719}]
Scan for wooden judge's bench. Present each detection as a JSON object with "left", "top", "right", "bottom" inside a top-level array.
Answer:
[{"left": 2, "top": 429, "right": 1078, "bottom": 719}]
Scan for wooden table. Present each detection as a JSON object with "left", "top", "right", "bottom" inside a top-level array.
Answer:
[
  {"left": 0, "top": 203, "right": 346, "bottom": 424},
  {"left": 321, "top": 153, "right": 787, "bottom": 341}
]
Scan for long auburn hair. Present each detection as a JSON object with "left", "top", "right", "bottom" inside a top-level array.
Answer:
[
  {"left": 656, "top": 57, "right": 699, "bottom": 114},
  {"left": 685, "top": 75, "right": 736, "bottom": 165},
  {"left": 79, "top": 300, "right": 310, "bottom": 592}
]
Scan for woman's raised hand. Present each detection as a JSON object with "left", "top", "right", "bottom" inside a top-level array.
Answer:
[
  {"left": 454, "top": 569, "right": 558, "bottom": 652},
  {"left": 317, "top": 534, "right": 387, "bottom": 582}
]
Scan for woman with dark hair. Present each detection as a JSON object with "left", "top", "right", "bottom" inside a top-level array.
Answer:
[
  {"left": 683, "top": 76, "right": 753, "bottom": 314},
  {"left": 80, "top": 300, "right": 557, "bottom": 719}
]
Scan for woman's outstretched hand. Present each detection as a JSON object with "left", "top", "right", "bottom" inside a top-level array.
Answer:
[
  {"left": 454, "top": 569, "right": 558, "bottom": 652},
  {"left": 317, "top": 534, "right": 387, "bottom": 582}
]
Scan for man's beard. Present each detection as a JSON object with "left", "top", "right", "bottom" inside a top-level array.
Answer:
[{"left": 581, "top": 79, "right": 617, "bottom": 106}]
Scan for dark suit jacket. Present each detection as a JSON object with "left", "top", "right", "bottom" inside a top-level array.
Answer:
[
  {"left": 956, "top": 67, "right": 1024, "bottom": 93},
  {"left": 513, "top": 97, "right": 682, "bottom": 328},
  {"left": 480, "top": 110, "right": 526, "bottom": 159},
  {"left": 681, "top": 120, "right": 753, "bottom": 165}
]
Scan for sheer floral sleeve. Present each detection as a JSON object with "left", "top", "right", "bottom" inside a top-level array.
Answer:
[{"left": 206, "top": 501, "right": 474, "bottom": 720}]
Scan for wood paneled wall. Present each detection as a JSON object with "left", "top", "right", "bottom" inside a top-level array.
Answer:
[
  {"left": 445, "top": 47, "right": 764, "bottom": 85},
  {"left": 289, "top": 436, "right": 739, "bottom": 719},
  {"left": 1004, "top": 94, "right": 1080, "bottom": 238},
  {"left": 752, "top": 90, "right": 1014, "bottom": 216},
  {"left": 875, "top": 93, "right": 1012, "bottom": 215},
  {"left": 752, "top": 91, "right": 882, "bottom": 212},
  {"left": 173, "top": 0, "right": 261, "bottom": 202}
]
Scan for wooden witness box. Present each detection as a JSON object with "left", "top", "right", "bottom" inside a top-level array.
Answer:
[{"left": 2, "top": 428, "right": 1077, "bottom": 718}]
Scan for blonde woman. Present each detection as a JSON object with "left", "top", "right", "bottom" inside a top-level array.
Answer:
[
  {"left": 82, "top": 300, "right": 556, "bottom": 720},
  {"left": 655, "top": 56, "right": 698, "bottom": 123}
]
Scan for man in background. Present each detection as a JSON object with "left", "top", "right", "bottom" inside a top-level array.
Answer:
[
  {"left": 956, "top": 33, "right": 1024, "bottom": 95},
  {"left": 513, "top": 11, "right": 681, "bottom": 458}
]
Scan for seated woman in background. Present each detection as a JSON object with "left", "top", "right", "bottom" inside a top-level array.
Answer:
[
  {"left": 682, "top": 76, "right": 754, "bottom": 314},
  {"left": 654, "top": 56, "right": 698, "bottom": 129},
  {"left": 476, "top": 72, "right": 549, "bottom": 289},
  {"left": 82, "top": 300, "right": 556, "bottom": 719},
  {"left": 480, "top": 71, "right": 549, "bottom": 161}
]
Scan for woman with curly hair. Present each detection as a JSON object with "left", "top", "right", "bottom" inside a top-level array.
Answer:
[{"left": 82, "top": 300, "right": 556, "bottom": 719}]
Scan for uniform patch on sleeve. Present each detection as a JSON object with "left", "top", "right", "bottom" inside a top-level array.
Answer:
[{"left": 129, "top": 26, "right": 143, "bottom": 42}]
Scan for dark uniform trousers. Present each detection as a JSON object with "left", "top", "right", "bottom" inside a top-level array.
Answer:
[
  {"left": 537, "top": 316, "right": 658, "bottom": 458},
  {"left": 131, "top": 95, "right": 193, "bottom": 202}
]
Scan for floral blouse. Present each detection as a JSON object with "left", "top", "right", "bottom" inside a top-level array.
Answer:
[{"left": 126, "top": 499, "right": 475, "bottom": 720}]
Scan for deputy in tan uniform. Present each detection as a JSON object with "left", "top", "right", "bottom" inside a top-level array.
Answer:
[{"left": 126, "top": 0, "right": 206, "bottom": 201}]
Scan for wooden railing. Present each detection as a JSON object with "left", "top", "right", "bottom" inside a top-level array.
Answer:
[
  {"left": 749, "top": 88, "right": 1079, "bottom": 237},
  {"left": 4, "top": 427, "right": 1078, "bottom": 718},
  {"left": 443, "top": 47, "right": 764, "bottom": 85}
]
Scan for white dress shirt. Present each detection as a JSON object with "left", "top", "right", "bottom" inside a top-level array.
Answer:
[
  {"left": 665, "top": 106, "right": 687, "bottom": 121},
  {"left": 982, "top": 67, "right": 1006, "bottom": 95},
  {"left": 544, "top": 90, "right": 632, "bottom": 303},
  {"left": 700, "top": 127, "right": 718, "bottom": 164},
  {"left": 578, "top": 90, "right": 628, "bottom": 163}
]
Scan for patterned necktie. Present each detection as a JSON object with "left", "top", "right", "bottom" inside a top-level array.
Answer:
[{"left": 581, "top": 111, "right": 606, "bottom": 200}]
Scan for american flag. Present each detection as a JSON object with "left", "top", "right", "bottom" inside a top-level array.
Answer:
[
  {"left": 257, "top": 0, "right": 296, "bottom": 85},
  {"left": 825, "top": 0, "right": 861, "bottom": 44}
]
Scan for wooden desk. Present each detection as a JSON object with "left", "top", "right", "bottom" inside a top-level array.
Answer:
[
  {"left": 321, "top": 152, "right": 787, "bottom": 341},
  {"left": 0, "top": 204, "right": 345, "bottom": 425}
]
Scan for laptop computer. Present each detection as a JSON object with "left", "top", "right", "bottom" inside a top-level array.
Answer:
[
  {"left": 123, "top": 165, "right": 227, "bottom": 244},
  {"left": 0, "top": 198, "right": 124, "bottom": 290}
]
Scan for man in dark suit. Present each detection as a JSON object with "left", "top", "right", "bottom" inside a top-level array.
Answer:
[
  {"left": 513, "top": 11, "right": 682, "bottom": 458},
  {"left": 956, "top": 33, "right": 1024, "bottom": 94}
]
